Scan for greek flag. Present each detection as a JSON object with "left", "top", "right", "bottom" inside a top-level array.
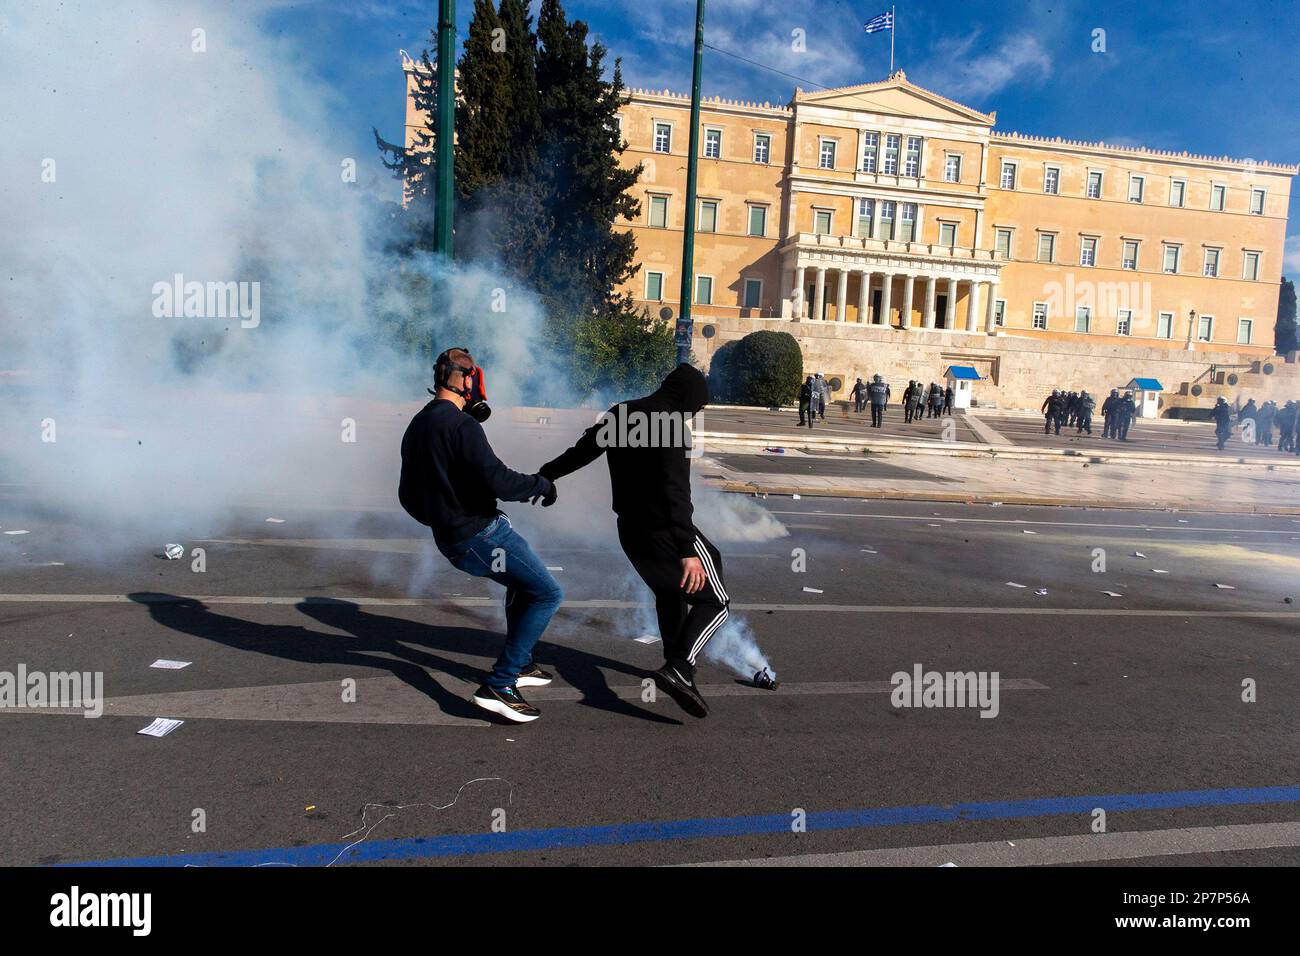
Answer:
[{"left": 863, "top": 11, "right": 893, "bottom": 33}]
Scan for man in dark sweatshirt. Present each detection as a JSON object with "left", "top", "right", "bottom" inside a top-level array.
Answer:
[
  {"left": 399, "top": 348, "right": 561, "bottom": 724},
  {"left": 539, "top": 364, "right": 727, "bottom": 719}
]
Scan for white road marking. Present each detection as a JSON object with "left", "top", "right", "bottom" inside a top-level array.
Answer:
[
  {"left": 0, "top": 593, "right": 1296, "bottom": 618},
  {"left": 0, "top": 676, "right": 1050, "bottom": 726},
  {"left": 687, "top": 821, "right": 1300, "bottom": 867}
]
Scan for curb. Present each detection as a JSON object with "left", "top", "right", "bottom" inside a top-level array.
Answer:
[
  {"left": 709, "top": 479, "right": 1300, "bottom": 516},
  {"left": 695, "top": 430, "right": 1300, "bottom": 472}
]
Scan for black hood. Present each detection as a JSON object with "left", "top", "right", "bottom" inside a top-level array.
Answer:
[{"left": 647, "top": 363, "right": 710, "bottom": 414}]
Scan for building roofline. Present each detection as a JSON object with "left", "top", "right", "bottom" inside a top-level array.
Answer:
[
  {"left": 625, "top": 87, "right": 792, "bottom": 116},
  {"left": 992, "top": 131, "right": 1297, "bottom": 175},
  {"left": 794, "top": 71, "right": 996, "bottom": 126}
]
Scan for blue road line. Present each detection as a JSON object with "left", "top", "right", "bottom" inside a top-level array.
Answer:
[{"left": 64, "top": 785, "right": 1300, "bottom": 867}]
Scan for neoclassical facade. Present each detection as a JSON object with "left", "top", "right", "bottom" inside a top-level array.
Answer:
[{"left": 616, "top": 74, "right": 1295, "bottom": 373}]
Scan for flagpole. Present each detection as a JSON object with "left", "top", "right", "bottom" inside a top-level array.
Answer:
[{"left": 890, "top": 5, "right": 895, "bottom": 75}]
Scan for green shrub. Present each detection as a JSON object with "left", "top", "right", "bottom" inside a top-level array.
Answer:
[{"left": 729, "top": 330, "right": 802, "bottom": 406}]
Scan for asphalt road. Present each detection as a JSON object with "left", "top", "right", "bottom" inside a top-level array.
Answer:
[{"left": 2, "top": 495, "right": 1298, "bottom": 867}]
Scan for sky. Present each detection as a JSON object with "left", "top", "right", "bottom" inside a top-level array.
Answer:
[{"left": 261, "top": 0, "right": 1300, "bottom": 274}]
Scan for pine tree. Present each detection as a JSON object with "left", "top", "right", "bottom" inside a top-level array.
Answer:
[{"left": 1275, "top": 277, "right": 1297, "bottom": 355}]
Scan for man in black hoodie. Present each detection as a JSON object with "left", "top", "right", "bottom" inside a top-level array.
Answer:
[
  {"left": 399, "top": 348, "right": 561, "bottom": 724},
  {"left": 539, "top": 364, "right": 726, "bottom": 719}
]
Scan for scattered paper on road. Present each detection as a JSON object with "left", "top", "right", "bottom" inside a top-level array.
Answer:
[
  {"left": 1035, "top": 588, "right": 1048, "bottom": 596},
  {"left": 1101, "top": 591, "right": 1123, "bottom": 598},
  {"left": 163, "top": 543, "right": 184, "bottom": 560},
  {"left": 265, "top": 517, "right": 286, "bottom": 523},
  {"left": 791, "top": 494, "right": 801, "bottom": 500},
  {"left": 137, "top": 718, "right": 183, "bottom": 737},
  {"left": 1005, "top": 582, "right": 1027, "bottom": 588},
  {"left": 3, "top": 530, "right": 30, "bottom": 535},
  {"left": 1133, "top": 551, "right": 1146, "bottom": 557},
  {"left": 860, "top": 549, "right": 877, "bottom": 554},
  {"left": 802, "top": 586, "right": 824, "bottom": 594},
  {"left": 150, "top": 659, "right": 192, "bottom": 669},
  {"left": 546, "top": 566, "right": 563, "bottom": 572},
  {"left": 634, "top": 635, "right": 660, "bottom": 644},
  {"left": 1151, "top": 568, "right": 1169, "bottom": 574},
  {"left": 1213, "top": 583, "right": 1236, "bottom": 589},
  {"left": 1022, "top": 530, "right": 1038, "bottom": 534}
]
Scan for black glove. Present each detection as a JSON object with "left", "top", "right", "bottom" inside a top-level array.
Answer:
[{"left": 530, "top": 478, "right": 558, "bottom": 507}]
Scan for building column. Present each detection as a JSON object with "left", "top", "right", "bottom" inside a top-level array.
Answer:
[
  {"left": 966, "top": 279, "right": 981, "bottom": 333},
  {"left": 878, "top": 272, "right": 893, "bottom": 327},
  {"left": 900, "top": 274, "right": 915, "bottom": 329},
  {"left": 792, "top": 265, "right": 806, "bottom": 320},
  {"left": 983, "top": 282, "right": 998, "bottom": 334},
  {"left": 813, "top": 267, "right": 826, "bottom": 321},
  {"left": 945, "top": 277, "right": 958, "bottom": 329},
  {"left": 780, "top": 265, "right": 794, "bottom": 319},
  {"left": 923, "top": 275, "right": 937, "bottom": 329},
  {"left": 857, "top": 269, "right": 871, "bottom": 323},
  {"left": 835, "top": 268, "right": 849, "bottom": 323}
]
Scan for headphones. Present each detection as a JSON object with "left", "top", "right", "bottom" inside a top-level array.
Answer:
[{"left": 432, "top": 347, "right": 492, "bottom": 422}]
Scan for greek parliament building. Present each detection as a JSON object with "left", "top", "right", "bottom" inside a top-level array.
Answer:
[{"left": 613, "top": 73, "right": 1297, "bottom": 409}]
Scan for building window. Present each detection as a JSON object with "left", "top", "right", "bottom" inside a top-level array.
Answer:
[
  {"left": 1037, "top": 233, "right": 1056, "bottom": 263},
  {"left": 937, "top": 221, "right": 957, "bottom": 247},
  {"left": 994, "top": 299, "right": 1006, "bottom": 327},
  {"left": 747, "top": 204, "right": 767, "bottom": 237},
  {"left": 1210, "top": 183, "right": 1226, "bottom": 211},
  {"left": 1117, "top": 310, "right": 1132, "bottom": 336},
  {"left": 861, "top": 132, "right": 878, "bottom": 172},
  {"left": 742, "top": 278, "right": 763, "bottom": 310},
  {"left": 904, "top": 136, "right": 922, "bottom": 177},
  {"left": 899, "top": 202, "right": 917, "bottom": 241},
  {"left": 752, "top": 133, "right": 770, "bottom": 164},
  {"left": 944, "top": 153, "right": 961, "bottom": 183},
  {"left": 703, "top": 128, "right": 721, "bottom": 159},
  {"left": 1157, "top": 311, "right": 1174, "bottom": 338},
  {"left": 1000, "top": 161, "right": 1016, "bottom": 189},
  {"left": 1075, "top": 306, "right": 1092, "bottom": 333},
  {"left": 1198, "top": 314, "right": 1213, "bottom": 341},
  {"left": 1163, "top": 244, "right": 1181, "bottom": 274},
  {"left": 995, "top": 229, "right": 1012, "bottom": 260},
  {"left": 1044, "top": 165, "right": 1060, "bottom": 195},
  {"left": 653, "top": 122, "right": 672, "bottom": 153},
  {"left": 1080, "top": 236, "right": 1097, "bottom": 267},
  {"left": 1122, "top": 240, "right": 1139, "bottom": 270},
  {"left": 1032, "top": 302, "right": 1048, "bottom": 330},
  {"left": 1250, "top": 188, "right": 1265, "bottom": 215},
  {"left": 880, "top": 200, "right": 896, "bottom": 239},
  {"left": 1128, "top": 174, "right": 1144, "bottom": 203},
  {"left": 695, "top": 275, "right": 713, "bottom": 305},
  {"left": 883, "top": 134, "right": 900, "bottom": 174},
  {"left": 645, "top": 271, "right": 664, "bottom": 301},
  {"left": 1203, "top": 247, "right": 1220, "bottom": 277},
  {"left": 1243, "top": 251, "right": 1261, "bottom": 281},
  {"left": 1237, "top": 318, "right": 1253, "bottom": 344},
  {"left": 855, "top": 198, "right": 874, "bottom": 238},
  {"left": 648, "top": 194, "right": 668, "bottom": 228},
  {"left": 819, "top": 138, "right": 837, "bottom": 169},
  {"left": 813, "top": 209, "right": 833, "bottom": 235},
  {"left": 1087, "top": 171, "right": 1102, "bottom": 199},
  {"left": 698, "top": 199, "right": 718, "bottom": 233},
  {"left": 1169, "top": 179, "right": 1186, "bottom": 208}
]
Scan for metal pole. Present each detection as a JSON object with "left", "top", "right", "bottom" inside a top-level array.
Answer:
[
  {"left": 890, "top": 5, "right": 895, "bottom": 74},
  {"left": 676, "top": 0, "right": 705, "bottom": 366},
  {"left": 434, "top": 0, "right": 456, "bottom": 259}
]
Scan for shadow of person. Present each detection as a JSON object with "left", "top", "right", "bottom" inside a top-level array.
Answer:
[
  {"left": 125, "top": 593, "right": 679, "bottom": 725},
  {"left": 295, "top": 598, "right": 680, "bottom": 726}
]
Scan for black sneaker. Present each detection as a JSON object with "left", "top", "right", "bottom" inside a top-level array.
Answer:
[
  {"left": 471, "top": 684, "right": 540, "bottom": 723},
  {"left": 516, "top": 662, "right": 553, "bottom": 687},
  {"left": 652, "top": 663, "right": 709, "bottom": 718}
]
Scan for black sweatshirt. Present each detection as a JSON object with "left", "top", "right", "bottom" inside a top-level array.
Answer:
[
  {"left": 399, "top": 399, "right": 553, "bottom": 547},
  {"left": 539, "top": 364, "right": 709, "bottom": 559}
]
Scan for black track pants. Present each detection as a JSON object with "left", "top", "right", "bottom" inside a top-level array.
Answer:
[{"left": 618, "top": 521, "right": 729, "bottom": 672}]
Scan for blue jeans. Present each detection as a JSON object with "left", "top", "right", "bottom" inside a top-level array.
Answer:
[{"left": 438, "top": 514, "right": 563, "bottom": 690}]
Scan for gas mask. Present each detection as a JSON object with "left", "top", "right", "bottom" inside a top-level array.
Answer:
[{"left": 432, "top": 348, "right": 492, "bottom": 423}]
